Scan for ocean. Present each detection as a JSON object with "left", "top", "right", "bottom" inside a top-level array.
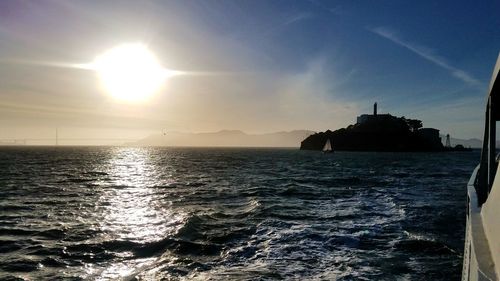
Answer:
[{"left": 0, "top": 147, "right": 479, "bottom": 280}]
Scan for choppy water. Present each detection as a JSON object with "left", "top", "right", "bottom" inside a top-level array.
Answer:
[{"left": 0, "top": 147, "right": 478, "bottom": 280}]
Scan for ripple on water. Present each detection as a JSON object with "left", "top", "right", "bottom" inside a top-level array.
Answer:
[{"left": 0, "top": 148, "right": 476, "bottom": 280}]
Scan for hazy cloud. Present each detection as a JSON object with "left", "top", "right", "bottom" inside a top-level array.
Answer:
[
  {"left": 283, "top": 12, "right": 314, "bottom": 26},
  {"left": 307, "top": 0, "right": 344, "bottom": 16},
  {"left": 273, "top": 57, "right": 359, "bottom": 131},
  {"left": 370, "top": 27, "right": 480, "bottom": 86}
]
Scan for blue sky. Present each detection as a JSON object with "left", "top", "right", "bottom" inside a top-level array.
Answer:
[{"left": 0, "top": 0, "right": 499, "bottom": 141}]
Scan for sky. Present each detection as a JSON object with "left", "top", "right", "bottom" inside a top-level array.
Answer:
[{"left": 0, "top": 0, "right": 499, "bottom": 144}]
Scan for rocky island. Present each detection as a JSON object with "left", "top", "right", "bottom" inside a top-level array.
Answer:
[{"left": 300, "top": 103, "right": 447, "bottom": 152}]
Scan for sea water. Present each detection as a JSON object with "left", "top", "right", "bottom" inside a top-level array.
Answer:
[{"left": 0, "top": 147, "right": 478, "bottom": 280}]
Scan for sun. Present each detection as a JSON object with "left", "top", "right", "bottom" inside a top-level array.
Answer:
[{"left": 92, "top": 43, "right": 171, "bottom": 101}]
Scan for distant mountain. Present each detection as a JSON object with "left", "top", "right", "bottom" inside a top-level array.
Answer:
[
  {"left": 441, "top": 136, "right": 484, "bottom": 148},
  {"left": 130, "top": 130, "right": 315, "bottom": 147}
]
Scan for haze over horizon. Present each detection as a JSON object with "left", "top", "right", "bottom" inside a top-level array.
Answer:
[{"left": 1, "top": 0, "right": 499, "bottom": 145}]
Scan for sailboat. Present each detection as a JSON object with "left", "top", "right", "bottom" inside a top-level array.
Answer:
[{"left": 322, "top": 138, "right": 333, "bottom": 153}]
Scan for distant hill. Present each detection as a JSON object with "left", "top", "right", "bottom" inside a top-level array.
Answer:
[
  {"left": 130, "top": 130, "right": 315, "bottom": 147},
  {"left": 441, "top": 136, "right": 484, "bottom": 148}
]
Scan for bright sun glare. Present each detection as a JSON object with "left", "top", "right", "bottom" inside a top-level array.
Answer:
[{"left": 92, "top": 43, "right": 170, "bottom": 101}]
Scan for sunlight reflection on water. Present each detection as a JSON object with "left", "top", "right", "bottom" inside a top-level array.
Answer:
[{"left": 87, "top": 148, "right": 185, "bottom": 279}]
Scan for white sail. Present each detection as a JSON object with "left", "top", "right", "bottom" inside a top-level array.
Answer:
[{"left": 322, "top": 138, "right": 332, "bottom": 152}]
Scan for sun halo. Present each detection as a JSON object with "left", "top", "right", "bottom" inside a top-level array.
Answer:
[{"left": 91, "top": 43, "right": 171, "bottom": 102}]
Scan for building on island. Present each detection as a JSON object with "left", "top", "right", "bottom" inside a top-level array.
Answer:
[
  {"left": 417, "top": 128, "right": 442, "bottom": 148},
  {"left": 355, "top": 102, "right": 443, "bottom": 149},
  {"left": 356, "top": 102, "right": 392, "bottom": 124}
]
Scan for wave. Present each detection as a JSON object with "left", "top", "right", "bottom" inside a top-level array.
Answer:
[
  {"left": 0, "top": 259, "right": 39, "bottom": 273},
  {"left": 395, "top": 239, "right": 457, "bottom": 256}
]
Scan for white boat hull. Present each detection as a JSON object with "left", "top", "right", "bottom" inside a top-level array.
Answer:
[{"left": 462, "top": 166, "right": 497, "bottom": 281}]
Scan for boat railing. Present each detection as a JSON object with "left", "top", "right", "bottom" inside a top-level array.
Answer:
[
  {"left": 463, "top": 53, "right": 500, "bottom": 281},
  {"left": 475, "top": 53, "right": 500, "bottom": 206}
]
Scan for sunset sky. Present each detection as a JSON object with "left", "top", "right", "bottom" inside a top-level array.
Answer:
[{"left": 0, "top": 0, "right": 499, "bottom": 144}]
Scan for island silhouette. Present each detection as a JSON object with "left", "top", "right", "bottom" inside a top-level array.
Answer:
[{"left": 300, "top": 103, "right": 469, "bottom": 152}]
